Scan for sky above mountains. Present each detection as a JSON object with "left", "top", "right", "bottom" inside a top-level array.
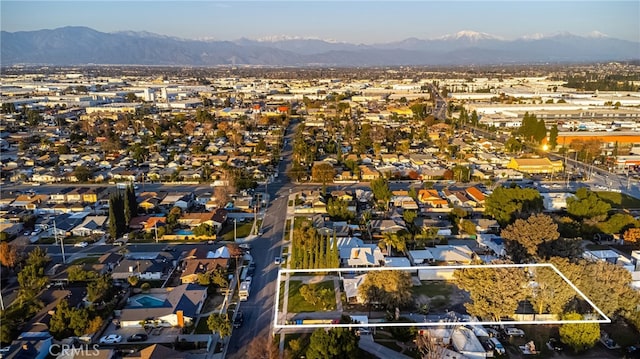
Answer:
[{"left": 1, "top": 1, "right": 639, "bottom": 43}]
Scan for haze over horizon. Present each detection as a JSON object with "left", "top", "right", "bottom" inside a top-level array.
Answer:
[{"left": 2, "top": 1, "right": 639, "bottom": 44}]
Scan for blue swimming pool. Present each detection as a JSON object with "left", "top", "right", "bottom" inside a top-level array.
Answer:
[{"left": 135, "top": 295, "right": 165, "bottom": 307}]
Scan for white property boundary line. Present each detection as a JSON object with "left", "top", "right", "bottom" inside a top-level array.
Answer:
[{"left": 273, "top": 263, "right": 611, "bottom": 329}]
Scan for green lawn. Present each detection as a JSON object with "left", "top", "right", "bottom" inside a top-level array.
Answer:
[
  {"left": 595, "top": 191, "right": 640, "bottom": 209},
  {"left": 219, "top": 222, "right": 254, "bottom": 241},
  {"left": 410, "top": 281, "right": 454, "bottom": 298},
  {"left": 287, "top": 280, "right": 336, "bottom": 312},
  {"left": 70, "top": 256, "right": 100, "bottom": 265},
  {"left": 194, "top": 315, "right": 212, "bottom": 334}
]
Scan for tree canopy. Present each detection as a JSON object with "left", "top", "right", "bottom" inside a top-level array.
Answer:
[
  {"left": 528, "top": 266, "right": 575, "bottom": 315},
  {"left": 358, "top": 270, "right": 413, "bottom": 310},
  {"left": 370, "top": 178, "right": 392, "bottom": 209},
  {"left": 559, "top": 312, "right": 600, "bottom": 352},
  {"left": 500, "top": 213, "right": 560, "bottom": 261},
  {"left": 485, "top": 186, "right": 543, "bottom": 225},
  {"left": 454, "top": 265, "right": 529, "bottom": 321},
  {"left": 207, "top": 313, "right": 231, "bottom": 338},
  {"left": 566, "top": 188, "right": 611, "bottom": 220},
  {"left": 306, "top": 327, "right": 359, "bottom": 359},
  {"left": 311, "top": 162, "right": 335, "bottom": 184}
]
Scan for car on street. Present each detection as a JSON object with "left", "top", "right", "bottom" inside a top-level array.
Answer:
[
  {"left": 504, "top": 327, "right": 525, "bottom": 337},
  {"left": 127, "top": 333, "right": 148, "bottom": 342},
  {"left": 233, "top": 311, "right": 244, "bottom": 328},
  {"left": 99, "top": 334, "right": 122, "bottom": 344},
  {"left": 74, "top": 241, "right": 88, "bottom": 248}
]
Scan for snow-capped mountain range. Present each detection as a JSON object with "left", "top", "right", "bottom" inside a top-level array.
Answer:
[{"left": 1, "top": 27, "right": 638, "bottom": 66}]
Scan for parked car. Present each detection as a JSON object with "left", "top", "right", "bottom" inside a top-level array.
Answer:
[
  {"left": 127, "top": 333, "right": 148, "bottom": 342},
  {"left": 489, "top": 337, "right": 505, "bottom": 355},
  {"left": 546, "top": 338, "right": 564, "bottom": 351},
  {"left": 504, "top": 327, "right": 525, "bottom": 337},
  {"left": 74, "top": 241, "right": 88, "bottom": 248},
  {"left": 233, "top": 311, "right": 244, "bottom": 328},
  {"left": 99, "top": 334, "right": 122, "bottom": 344}
]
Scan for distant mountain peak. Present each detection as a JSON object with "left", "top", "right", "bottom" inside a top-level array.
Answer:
[
  {"left": 113, "top": 30, "right": 181, "bottom": 40},
  {"left": 587, "top": 30, "right": 609, "bottom": 38},
  {"left": 254, "top": 35, "right": 344, "bottom": 44},
  {"left": 520, "top": 33, "right": 546, "bottom": 40},
  {"left": 438, "top": 30, "right": 502, "bottom": 41}
]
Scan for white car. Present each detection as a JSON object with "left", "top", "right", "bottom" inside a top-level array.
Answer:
[
  {"left": 99, "top": 334, "right": 122, "bottom": 344},
  {"left": 74, "top": 241, "right": 88, "bottom": 248},
  {"left": 504, "top": 327, "right": 525, "bottom": 337}
]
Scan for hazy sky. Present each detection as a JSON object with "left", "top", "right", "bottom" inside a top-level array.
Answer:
[{"left": 2, "top": 1, "right": 639, "bottom": 43}]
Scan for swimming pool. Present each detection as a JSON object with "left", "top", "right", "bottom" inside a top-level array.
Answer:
[{"left": 134, "top": 295, "right": 165, "bottom": 307}]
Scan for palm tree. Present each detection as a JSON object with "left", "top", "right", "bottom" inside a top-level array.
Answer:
[
  {"left": 415, "top": 227, "right": 440, "bottom": 248},
  {"left": 380, "top": 232, "right": 406, "bottom": 256}
]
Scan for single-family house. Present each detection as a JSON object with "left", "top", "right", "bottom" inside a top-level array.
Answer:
[
  {"left": 118, "top": 284, "right": 207, "bottom": 328},
  {"left": 180, "top": 246, "right": 232, "bottom": 284},
  {"left": 2, "top": 332, "right": 53, "bottom": 359},
  {"left": 111, "top": 254, "right": 173, "bottom": 280},
  {"left": 430, "top": 245, "right": 475, "bottom": 264},
  {"left": 70, "top": 216, "right": 107, "bottom": 237},
  {"left": 418, "top": 189, "right": 449, "bottom": 209},
  {"left": 343, "top": 274, "right": 367, "bottom": 304},
  {"left": 347, "top": 245, "right": 385, "bottom": 267}
]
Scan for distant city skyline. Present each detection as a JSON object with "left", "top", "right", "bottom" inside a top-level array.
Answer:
[{"left": 1, "top": 1, "right": 639, "bottom": 43}]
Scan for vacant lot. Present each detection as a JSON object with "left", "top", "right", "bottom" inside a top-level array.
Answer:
[{"left": 287, "top": 280, "right": 336, "bottom": 312}]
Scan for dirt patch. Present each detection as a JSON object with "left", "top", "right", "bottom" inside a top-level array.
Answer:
[{"left": 202, "top": 294, "right": 225, "bottom": 313}]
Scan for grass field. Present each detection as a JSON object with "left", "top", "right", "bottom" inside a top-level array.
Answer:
[
  {"left": 70, "top": 256, "right": 100, "bottom": 265},
  {"left": 194, "top": 315, "right": 212, "bottom": 334},
  {"left": 220, "top": 221, "right": 254, "bottom": 241},
  {"left": 595, "top": 191, "right": 640, "bottom": 208},
  {"left": 410, "top": 281, "right": 454, "bottom": 298},
  {"left": 287, "top": 280, "right": 336, "bottom": 312}
]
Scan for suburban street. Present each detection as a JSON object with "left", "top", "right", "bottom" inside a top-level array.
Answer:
[{"left": 224, "top": 121, "right": 297, "bottom": 358}]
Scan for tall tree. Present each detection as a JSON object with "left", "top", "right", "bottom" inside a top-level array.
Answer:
[
  {"left": 528, "top": 266, "right": 575, "bottom": 315},
  {"left": 370, "top": 178, "right": 392, "bottom": 209},
  {"left": 306, "top": 327, "right": 359, "bottom": 359},
  {"left": 380, "top": 232, "right": 407, "bottom": 255},
  {"left": 454, "top": 265, "right": 529, "bottom": 321},
  {"left": 207, "top": 313, "right": 232, "bottom": 338},
  {"left": 566, "top": 188, "right": 611, "bottom": 220},
  {"left": 359, "top": 270, "right": 412, "bottom": 310},
  {"left": 246, "top": 337, "right": 279, "bottom": 359},
  {"left": 0, "top": 242, "right": 19, "bottom": 268},
  {"left": 559, "top": 312, "right": 600, "bottom": 352},
  {"left": 311, "top": 163, "right": 335, "bottom": 184},
  {"left": 549, "top": 124, "right": 559, "bottom": 150},
  {"left": 500, "top": 214, "right": 560, "bottom": 261},
  {"left": 485, "top": 186, "right": 543, "bottom": 225}
]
